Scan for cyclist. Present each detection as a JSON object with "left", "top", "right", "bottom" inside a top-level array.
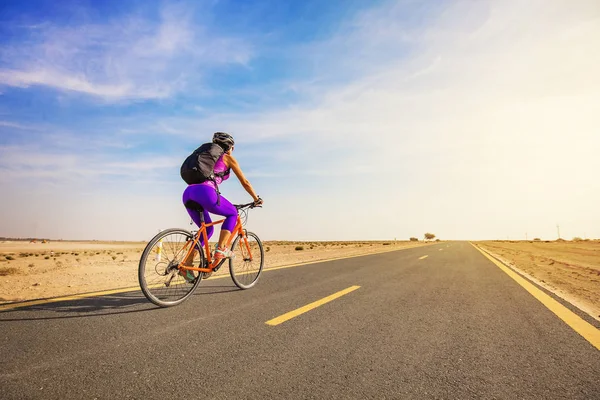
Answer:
[{"left": 182, "top": 132, "right": 263, "bottom": 266}]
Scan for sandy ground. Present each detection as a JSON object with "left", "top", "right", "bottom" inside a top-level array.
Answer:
[
  {"left": 477, "top": 240, "right": 600, "bottom": 321},
  {"left": 0, "top": 240, "right": 429, "bottom": 304}
]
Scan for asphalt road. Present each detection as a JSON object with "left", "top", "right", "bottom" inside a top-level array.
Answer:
[{"left": 1, "top": 242, "right": 599, "bottom": 399}]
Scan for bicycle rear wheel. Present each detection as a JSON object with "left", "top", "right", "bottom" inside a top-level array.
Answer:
[
  {"left": 139, "top": 228, "right": 204, "bottom": 307},
  {"left": 229, "top": 231, "right": 264, "bottom": 289}
]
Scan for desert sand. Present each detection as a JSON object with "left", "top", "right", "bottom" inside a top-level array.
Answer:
[
  {"left": 0, "top": 239, "right": 428, "bottom": 304},
  {"left": 477, "top": 240, "right": 600, "bottom": 321}
]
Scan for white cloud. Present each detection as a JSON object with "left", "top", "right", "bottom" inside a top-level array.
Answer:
[
  {"left": 0, "top": 69, "right": 135, "bottom": 98},
  {"left": 0, "top": 141, "right": 179, "bottom": 186},
  {"left": 0, "top": 4, "right": 252, "bottom": 100},
  {"left": 0, "top": 120, "right": 33, "bottom": 129}
]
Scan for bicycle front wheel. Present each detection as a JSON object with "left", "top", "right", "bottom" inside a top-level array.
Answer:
[
  {"left": 139, "top": 228, "right": 204, "bottom": 307},
  {"left": 229, "top": 231, "right": 264, "bottom": 289}
]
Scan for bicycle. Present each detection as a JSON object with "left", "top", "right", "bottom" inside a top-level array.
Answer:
[{"left": 138, "top": 201, "right": 264, "bottom": 307}]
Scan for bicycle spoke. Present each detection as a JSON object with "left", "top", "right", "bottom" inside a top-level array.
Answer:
[
  {"left": 229, "top": 231, "right": 264, "bottom": 289},
  {"left": 138, "top": 229, "right": 204, "bottom": 307}
]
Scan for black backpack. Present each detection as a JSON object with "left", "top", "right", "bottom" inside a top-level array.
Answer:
[{"left": 180, "top": 143, "right": 229, "bottom": 185}]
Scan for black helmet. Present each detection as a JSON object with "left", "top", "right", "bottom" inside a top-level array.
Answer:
[{"left": 212, "top": 132, "right": 235, "bottom": 151}]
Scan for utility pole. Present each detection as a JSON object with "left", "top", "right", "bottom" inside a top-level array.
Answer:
[
  {"left": 525, "top": 232, "right": 528, "bottom": 241},
  {"left": 557, "top": 224, "right": 561, "bottom": 239}
]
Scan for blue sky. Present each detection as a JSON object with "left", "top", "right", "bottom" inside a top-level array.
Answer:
[{"left": 1, "top": 0, "right": 599, "bottom": 241}]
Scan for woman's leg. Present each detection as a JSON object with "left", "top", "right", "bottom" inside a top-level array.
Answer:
[
  {"left": 202, "top": 209, "right": 214, "bottom": 244},
  {"left": 201, "top": 194, "right": 238, "bottom": 250},
  {"left": 183, "top": 184, "right": 236, "bottom": 245},
  {"left": 182, "top": 186, "right": 216, "bottom": 245}
]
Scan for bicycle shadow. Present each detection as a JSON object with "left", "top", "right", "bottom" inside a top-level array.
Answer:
[{"left": 0, "top": 284, "right": 240, "bottom": 322}]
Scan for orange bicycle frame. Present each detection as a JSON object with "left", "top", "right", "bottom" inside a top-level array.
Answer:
[{"left": 177, "top": 213, "right": 253, "bottom": 274}]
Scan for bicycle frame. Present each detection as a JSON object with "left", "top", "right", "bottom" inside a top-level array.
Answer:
[{"left": 177, "top": 213, "right": 253, "bottom": 274}]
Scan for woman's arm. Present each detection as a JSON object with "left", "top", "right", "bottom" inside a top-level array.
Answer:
[{"left": 224, "top": 154, "right": 262, "bottom": 204}]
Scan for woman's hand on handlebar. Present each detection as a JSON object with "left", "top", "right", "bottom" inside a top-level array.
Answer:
[{"left": 252, "top": 196, "right": 263, "bottom": 207}]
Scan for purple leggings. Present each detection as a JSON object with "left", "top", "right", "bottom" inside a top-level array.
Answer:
[{"left": 182, "top": 185, "right": 237, "bottom": 244}]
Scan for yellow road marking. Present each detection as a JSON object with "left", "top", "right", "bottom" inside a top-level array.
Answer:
[
  {"left": 471, "top": 243, "right": 600, "bottom": 351},
  {"left": 418, "top": 255, "right": 428, "bottom": 260},
  {"left": 0, "top": 244, "right": 430, "bottom": 312},
  {"left": 265, "top": 285, "right": 360, "bottom": 326}
]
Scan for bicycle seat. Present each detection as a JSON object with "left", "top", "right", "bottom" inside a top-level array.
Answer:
[{"left": 184, "top": 200, "right": 204, "bottom": 212}]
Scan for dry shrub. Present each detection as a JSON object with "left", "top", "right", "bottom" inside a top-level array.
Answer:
[
  {"left": 0, "top": 266, "right": 19, "bottom": 276},
  {"left": 295, "top": 246, "right": 304, "bottom": 251}
]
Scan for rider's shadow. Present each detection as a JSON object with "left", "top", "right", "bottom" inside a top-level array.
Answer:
[{"left": 0, "top": 284, "right": 239, "bottom": 321}]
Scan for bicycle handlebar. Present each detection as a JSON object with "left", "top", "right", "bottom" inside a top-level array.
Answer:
[{"left": 234, "top": 201, "right": 262, "bottom": 210}]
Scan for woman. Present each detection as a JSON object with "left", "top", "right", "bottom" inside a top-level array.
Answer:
[{"left": 182, "top": 132, "right": 263, "bottom": 266}]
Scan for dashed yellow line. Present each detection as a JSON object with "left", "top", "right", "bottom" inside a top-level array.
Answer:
[
  {"left": 265, "top": 285, "right": 360, "bottom": 326},
  {"left": 471, "top": 243, "right": 600, "bottom": 351},
  {"left": 418, "top": 255, "right": 428, "bottom": 260}
]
